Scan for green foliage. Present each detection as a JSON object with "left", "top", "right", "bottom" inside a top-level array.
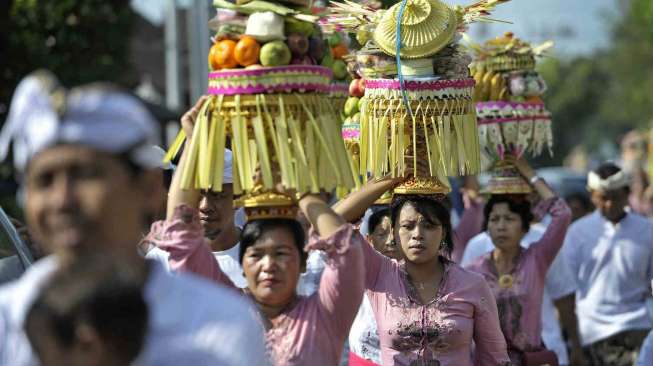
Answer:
[
  {"left": 1, "top": 0, "right": 135, "bottom": 114},
  {"left": 538, "top": 0, "right": 653, "bottom": 163},
  {"left": 0, "top": 0, "right": 136, "bottom": 217}
]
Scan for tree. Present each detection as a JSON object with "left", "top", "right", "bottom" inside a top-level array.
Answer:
[
  {"left": 535, "top": 0, "right": 653, "bottom": 165},
  {"left": 1, "top": 0, "right": 136, "bottom": 121},
  {"left": 0, "top": 0, "right": 136, "bottom": 219}
]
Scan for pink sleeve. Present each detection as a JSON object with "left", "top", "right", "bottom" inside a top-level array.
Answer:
[
  {"left": 531, "top": 197, "right": 572, "bottom": 272},
  {"left": 472, "top": 276, "right": 511, "bottom": 366},
  {"left": 305, "top": 224, "right": 365, "bottom": 337},
  {"left": 358, "top": 231, "right": 394, "bottom": 289},
  {"left": 145, "top": 205, "right": 236, "bottom": 288},
  {"left": 451, "top": 199, "right": 485, "bottom": 264}
]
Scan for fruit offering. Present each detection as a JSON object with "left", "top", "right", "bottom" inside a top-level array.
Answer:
[
  {"left": 326, "top": 0, "right": 512, "bottom": 195},
  {"left": 165, "top": 0, "right": 358, "bottom": 201}
]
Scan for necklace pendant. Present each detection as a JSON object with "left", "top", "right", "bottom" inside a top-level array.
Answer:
[{"left": 498, "top": 274, "right": 514, "bottom": 289}]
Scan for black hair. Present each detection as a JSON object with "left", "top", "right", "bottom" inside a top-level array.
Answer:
[
  {"left": 390, "top": 195, "right": 454, "bottom": 259},
  {"left": 239, "top": 219, "right": 306, "bottom": 263},
  {"left": 483, "top": 194, "right": 533, "bottom": 232},
  {"left": 564, "top": 192, "right": 593, "bottom": 211},
  {"left": 593, "top": 162, "right": 630, "bottom": 195},
  {"left": 25, "top": 254, "right": 148, "bottom": 365},
  {"left": 595, "top": 162, "right": 622, "bottom": 180},
  {"left": 367, "top": 208, "right": 391, "bottom": 234}
]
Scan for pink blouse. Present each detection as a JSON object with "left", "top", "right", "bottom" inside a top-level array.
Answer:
[
  {"left": 361, "top": 240, "right": 511, "bottom": 365},
  {"left": 464, "top": 198, "right": 571, "bottom": 364},
  {"left": 147, "top": 205, "right": 365, "bottom": 365}
]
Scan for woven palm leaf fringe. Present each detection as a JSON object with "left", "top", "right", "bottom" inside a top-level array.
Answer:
[
  {"left": 165, "top": 94, "right": 359, "bottom": 196},
  {"left": 359, "top": 97, "right": 480, "bottom": 182}
]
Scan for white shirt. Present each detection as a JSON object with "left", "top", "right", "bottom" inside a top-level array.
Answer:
[
  {"left": 146, "top": 244, "right": 248, "bottom": 288},
  {"left": 348, "top": 295, "right": 382, "bottom": 364},
  {"left": 0, "top": 256, "right": 269, "bottom": 366},
  {"left": 461, "top": 224, "right": 576, "bottom": 365},
  {"left": 563, "top": 211, "right": 653, "bottom": 345},
  {"left": 637, "top": 330, "right": 653, "bottom": 366}
]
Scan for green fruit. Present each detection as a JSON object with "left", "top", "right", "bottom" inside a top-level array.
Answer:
[
  {"left": 344, "top": 96, "right": 360, "bottom": 117},
  {"left": 352, "top": 112, "right": 360, "bottom": 123},
  {"left": 285, "top": 18, "right": 314, "bottom": 37},
  {"left": 327, "top": 33, "right": 342, "bottom": 47},
  {"left": 332, "top": 59, "right": 348, "bottom": 80},
  {"left": 357, "top": 97, "right": 364, "bottom": 112},
  {"left": 321, "top": 53, "right": 334, "bottom": 68},
  {"left": 260, "top": 41, "right": 292, "bottom": 67}
]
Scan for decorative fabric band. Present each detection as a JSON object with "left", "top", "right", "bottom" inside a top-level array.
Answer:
[
  {"left": 587, "top": 170, "right": 631, "bottom": 191},
  {"left": 208, "top": 66, "right": 332, "bottom": 95}
]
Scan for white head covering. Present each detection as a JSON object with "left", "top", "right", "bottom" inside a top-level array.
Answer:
[
  {"left": 0, "top": 70, "right": 161, "bottom": 172},
  {"left": 587, "top": 169, "right": 631, "bottom": 192},
  {"left": 223, "top": 148, "right": 233, "bottom": 184}
]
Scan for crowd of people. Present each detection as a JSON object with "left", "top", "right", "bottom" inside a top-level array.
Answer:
[{"left": 0, "top": 70, "right": 652, "bottom": 366}]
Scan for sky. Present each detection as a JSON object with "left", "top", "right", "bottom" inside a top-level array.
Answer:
[
  {"left": 131, "top": 0, "right": 620, "bottom": 56},
  {"left": 450, "top": 0, "right": 618, "bottom": 56}
]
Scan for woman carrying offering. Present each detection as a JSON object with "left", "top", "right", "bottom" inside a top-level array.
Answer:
[
  {"left": 333, "top": 178, "right": 511, "bottom": 366},
  {"left": 146, "top": 98, "right": 364, "bottom": 365},
  {"left": 464, "top": 157, "right": 572, "bottom": 366}
]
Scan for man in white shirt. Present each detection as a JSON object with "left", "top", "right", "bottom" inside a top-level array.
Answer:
[
  {"left": 0, "top": 71, "right": 268, "bottom": 365},
  {"left": 145, "top": 148, "right": 248, "bottom": 287},
  {"left": 563, "top": 163, "right": 653, "bottom": 365}
]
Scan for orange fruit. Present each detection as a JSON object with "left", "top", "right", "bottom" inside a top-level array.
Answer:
[
  {"left": 234, "top": 36, "right": 261, "bottom": 67},
  {"left": 209, "top": 39, "right": 238, "bottom": 70},
  {"left": 331, "top": 44, "right": 349, "bottom": 60}
]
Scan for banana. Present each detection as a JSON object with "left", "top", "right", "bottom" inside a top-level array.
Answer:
[
  {"left": 490, "top": 73, "right": 504, "bottom": 101},
  {"left": 472, "top": 69, "right": 486, "bottom": 101},
  {"left": 498, "top": 87, "right": 509, "bottom": 101},
  {"left": 480, "top": 71, "right": 494, "bottom": 101}
]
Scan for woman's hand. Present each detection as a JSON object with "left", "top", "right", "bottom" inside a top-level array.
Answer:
[
  {"left": 181, "top": 96, "right": 209, "bottom": 140},
  {"left": 505, "top": 155, "right": 536, "bottom": 181}
]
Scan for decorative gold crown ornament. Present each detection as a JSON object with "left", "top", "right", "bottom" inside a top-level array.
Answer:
[{"left": 235, "top": 187, "right": 298, "bottom": 220}]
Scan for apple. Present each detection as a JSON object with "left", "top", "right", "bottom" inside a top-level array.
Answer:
[
  {"left": 349, "top": 79, "right": 365, "bottom": 98},
  {"left": 344, "top": 96, "right": 360, "bottom": 117},
  {"left": 332, "top": 59, "right": 348, "bottom": 80},
  {"left": 260, "top": 41, "right": 292, "bottom": 67}
]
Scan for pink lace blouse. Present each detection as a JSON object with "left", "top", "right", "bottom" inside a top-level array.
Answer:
[
  {"left": 147, "top": 205, "right": 365, "bottom": 365},
  {"left": 361, "top": 240, "right": 511, "bottom": 365},
  {"left": 464, "top": 197, "right": 571, "bottom": 364}
]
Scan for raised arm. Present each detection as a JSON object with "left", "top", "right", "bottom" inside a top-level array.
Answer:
[
  {"left": 147, "top": 96, "right": 235, "bottom": 288},
  {"left": 147, "top": 205, "right": 235, "bottom": 288},
  {"left": 299, "top": 195, "right": 364, "bottom": 337},
  {"left": 511, "top": 156, "right": 572, "bottom": 269},
  {"left": 331, "top": 176, "right": 404, "bottom": 223},
  {"left": 330, "top": 177, "right": 404, "bottom": 288},
  {"left": 166, "top": 96, "right": 207, "bottom": 219},
  {"left": 451, "top": 179, "right": 485, "bottom": 263}
]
